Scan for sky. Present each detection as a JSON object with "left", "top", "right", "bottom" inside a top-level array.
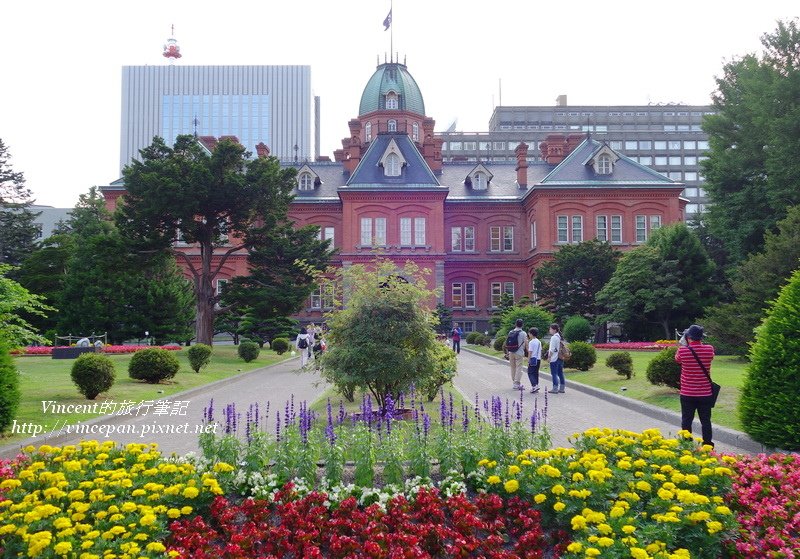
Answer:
[{"left": 0, "top": 0, "right": 796, "bottom": 208}]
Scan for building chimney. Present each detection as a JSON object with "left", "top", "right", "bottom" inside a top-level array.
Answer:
[
  {"left": 421, "top": 117, "right": 443, "bottom": 173},
  {"left": 255, "top": 142, "right": 270, "bottom": 158},
  {"left": 514, "top": 142, "right": 528, "bottom": 188},
  {"left": 342, "top": 119, "right": 363, "bottom": 174},
  {"left": 556, "top": 94, "right": 567, "bottom": 107},
  {"left": 539, "top": 133, "right": 584, "bottom": 165}
]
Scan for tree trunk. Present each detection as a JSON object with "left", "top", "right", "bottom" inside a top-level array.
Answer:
[
  {"left": 195, "top": 238, "right": 216, "bottom": 345},
  {"left": 662, "top": 320, "right": 671, "bottom": 340}
]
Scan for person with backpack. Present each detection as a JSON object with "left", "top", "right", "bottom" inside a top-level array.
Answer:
[
  {"left": 503, "top": 318, "right": 527, "bottom": 390},
  {"left": 295, "top": 327, "right": 313, "bottom": 368},
  {"left": 451, "top": 323, "right": 463, "bottom": 354},
  {"left": 527, "top": 327, "right": 542, "bottom": 394},
  {"left": 548, "top": 323, "right": 566, "bottom": 393},
  {"left": 675, "top": 324, "right": 717, "bottom": 448}
]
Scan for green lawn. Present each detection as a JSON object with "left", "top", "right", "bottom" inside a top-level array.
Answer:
[
  {"left": 464, "top": 343, "right": 749, "bottom": 430},
  {"left": 2, "top": 346, "right": 292, "bottom": 446}
]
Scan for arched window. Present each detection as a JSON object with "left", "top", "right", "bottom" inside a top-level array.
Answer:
[
  {"left": 412, "top": 122, "right": 419, "bottom": 142},
  {"left": 365, "top": 122, "right": 372, "bottom": 142},
  {"left": 388, "top": 119, "right": 397, "bottom": 132},
  {"left": 597, "top": 154, "right": 612, "bottom": 175},
  {"left": 386, "top": 92, "right": 398, "bottom": 109},
  {"left": 299, "top": 173, "right": 313, "bottom": 190},
  {"left": 473, "top": 172, "right": 487, "bottom": 190},
  {"left": 385, "top": 153, "right": 401, "bottom": 177}
]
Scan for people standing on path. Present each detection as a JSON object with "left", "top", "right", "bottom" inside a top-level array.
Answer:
[
  {"left": 527, "top": 327, "right": 542, "bottom": 393},
  {"left": 548, "top": 323, "right": 566, "bottom": 393},
  {"left": 295, "top": 327, "right": 313, "bottom": 368},
  {"left": 503, "top": 319, "right": 527, "bottom": 390},
  {"left": 675, "top": 324, "right": 716, "bottom": 448},
  {"left": 451, "top": 323, "right": 463, "bottom": 354}
]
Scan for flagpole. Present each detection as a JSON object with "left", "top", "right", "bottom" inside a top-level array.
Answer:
[{"left": 390, "top": 0, "right": 393, "bottom": 60}]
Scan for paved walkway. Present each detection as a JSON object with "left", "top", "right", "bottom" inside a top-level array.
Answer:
[
  {"left": 0, "top": 356, "right": 323, "bottom": 459},
  {"left": 453, "top": 348, "right": 763, "bottom": 454}
]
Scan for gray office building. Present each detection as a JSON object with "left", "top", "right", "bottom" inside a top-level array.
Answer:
[
  {"left": 120, "top": 65, "right": 313, "bottom": 170},
  {"left": 438, "top": 99, "right": 713, "bottom": 214}
]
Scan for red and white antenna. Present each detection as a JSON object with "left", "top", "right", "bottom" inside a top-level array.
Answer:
[{"left": 162, "top": 24, "right": 182, "bottom": 62}]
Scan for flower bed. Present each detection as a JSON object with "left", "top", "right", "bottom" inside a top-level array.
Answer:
[
  {"left": 9, "top": 345, "right": 183, "bottom": 356},
  {"left": 728, "top": 453, "right": 800, "bottom": 558},
  {"left": 593, "top": 342, "right": 675, "bottom": 351}
]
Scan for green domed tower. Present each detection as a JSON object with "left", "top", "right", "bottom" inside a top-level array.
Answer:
[{"left": 359, "top": 61, "right": 426, "bottom": 117}]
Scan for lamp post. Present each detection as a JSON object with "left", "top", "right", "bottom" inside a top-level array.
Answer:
[{"left": 145, "top": 331, "right": 150, "bottom": 346}]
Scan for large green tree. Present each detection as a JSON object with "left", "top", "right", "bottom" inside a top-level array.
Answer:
[
  {"left": 534, "top": 239, "right": 619, "bottom": 339},
  {"left": 704, "top": 205, "right": 800, "bottom": 355},
  {"left": 0, "top": 138, "right": 40, "bottom": 268},
  {"left": 703, "top": 19, "right": 800, "bottom": 264},
  {"left": 597, "top": 224, "right": 716, "bottom": 339},
  {"left": 0, "top": 264, "right": 52, "bottom": 347},
  {"left": 117, "top": 136, "right": 307, "bottom": 345}
]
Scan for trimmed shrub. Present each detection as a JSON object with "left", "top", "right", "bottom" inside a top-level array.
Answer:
[
  {"left": 482, "top": 334, "right": 492, "bottom": 347},
  {"left": 741, "top": 269, "right": 800, "bottom": 450},
  {"left": 606, "top": 351, "right": 634, "bottom": 379},
  {"left": 493, "top": 330, "right": 507, "bottom": 353},
  {"left": 499, "top": 306, "right": 555, "bottom": 340},
  {"left": 238, "top": 341, "right": 260, "bottom": 362},
  {"left": 471, "top": 333, "right": 486, "bottom": 346},
  {"left": 565, "top": 341, "right": 596, "bottom": 371},
  {"left": 128, "top": 348, "right": 180, "bottom": 384},
  {"left": 465, "top": 331, "right": 481, "bottom": 345},
  {"left": 563, "top": 316, "right": 593, "bottom": 343},
  {"left": 646, "top": 347, "right": 681, "bottom": 389},
  {"left": 0, "top": 345, "right": 20, "bottom": 433},
  {"left": 271, "top": 338, "right": 290, "bottom": 355},
  {"left": 187, "top": 343, "right": 212, "bottom": 373},
  {"left": 419, "top": 342, "right": 458, "bottom": 401},
  {"left": 71, "top": 353, "right": 116, "bottom": 399}
]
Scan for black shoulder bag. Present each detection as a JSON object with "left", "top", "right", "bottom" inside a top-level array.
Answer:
[{"left": 686, "top": 345, "right": 721, "bottom": 407}]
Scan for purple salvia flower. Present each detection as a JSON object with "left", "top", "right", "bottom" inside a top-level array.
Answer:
[
  {"left": 423, "top": 412, "right": 430, "bottom": 439},
  {"left": 531, "top": 410, "right": 537, "bottom": 433},
  {"left": 440, "top": 392, "right": 447, "bottom": 425},
  {"left": 275, "top": 410, "right": 281, "bottom": 443},
  {"left": 284, "top": 401, "right": 290, "bottom": 431},
  {"left": 207, "top": 398, "right": 214, "bottom": 423},
  {"left": 338, "top": 400, "right": 345, "bottom": 425}
]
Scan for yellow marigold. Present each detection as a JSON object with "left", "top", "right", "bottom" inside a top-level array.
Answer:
[
  {"left": 585, "top": 548, "right": 601, "bottom": 557},
  {"left": 146, "top": 542, "right": 167, "bottom": 553},
  {"left": 553, "top": 502, "right": 566, "bottom": 512},
  {"left": 658, "top": 489, "right": 674, "bottom": 500},
  {"left": 635, "top": 481, "right": 652, "bottom": 492},
  {"left": 53, "top": 541, "right": 72, "bottom": 555},
  {"left": 139, "top": 514, "right": 156, "bottom": 526},
  {"left": 571, "top": 515, "right": 587, "bottom": 530},
  {"left": 566, "top": 542, "right": 583, "bottom": 553},
  {"left": 630, "top": 547, "right": 649, "bottom": 559},
  {"left": 598, "top": 537, "right": 614, "bottom": 547},
  {"left": 534, "top": 493, "right": 546, "bottom": 504},
  {"left": 180, "top": 506, "right": 193, "bottom": 515},
  {"left": 167, "top": 508, "right": 182, "bottom": 519},
  {"left": 622, "top": 524, "right": 636, "bottom": 534},
  {"left": 707, "top": 521, "right": 723, "bottom": 534},
  {"left": 597, "top": 523, "right": 613, "bottom": 535},
  {"left": 487, "top": 475, "right": 501, "bottom": 485},
  {"left": 551, "top": 484, "right": 565, "bottom": 495},
  {"left": 508, "top": 465, "right": 521, "bottom": 475},
  {"left": 715, "top": 505, "right": 732, "bottom": 515},
  {"left": 213, "top": 462, "right": 235, "bottom": 474},
  {"left": 572, "top": 472, "right": 584, "bottom": 482},
  {"left": 0, "top": 479, "right": 21, "bottom": 490},
  {"left": 182, "top": 487, "right": 200, "bottom": 499},
  {"left": 478, "top": 459, "right": 489, "bottom": 467},
  {"left": 504, "top": 480, "right": 520, "bottom": 493},
  {"left": 521, "top": 460, "right": 532, "bottom": 466}
]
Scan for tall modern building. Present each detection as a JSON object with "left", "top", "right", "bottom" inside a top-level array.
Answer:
[
  {"left": 438, "top": 100, "right": 714, "bottom": 214},
  {"left": 119, "top": 65, "right": 313, "bottom": 169}
]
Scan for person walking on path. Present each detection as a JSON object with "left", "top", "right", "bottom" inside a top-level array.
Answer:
[
  {"left": 295, "top": 327, "right": 313, "bottom": 368},
  {"left": 527, "top": 327, "right": 542, "bottom": 394},
  {"left": 548, "top": 323, "right": 566, "bottom": 393},
  {"left": 451, "top": 323, "right": 463, "bottom": 354},
  {"left": 503, "top": 319, "right": 527, "bottom": 390},
  {"left": 675, "top": 324, "right": 716, "bottom": 448}
]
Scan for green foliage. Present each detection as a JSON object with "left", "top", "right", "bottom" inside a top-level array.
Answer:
[
  {"left": 563, "top": 316, "right": 593, "bottom": 343},
  {"left": 606, "top": 351, "right": 634, "bottom": 379},
  {"left": 237, "top": 341, "right": 260, "bottom": 363},
  {"left": 418, "top": 343, "right": 458, "bottom": 401},
  {"left": 646, "top": 347, "right": 681, "bottom": 390},
  {"left": 128, "top": 348, "right": 180, "bottom": 384},
  {"left": 70, "top": 353, "right": 116, "bottom": 400},
  {"left": 187, "top": 344, "right": 213, "bottom": 373},
  {"left": 270, "top": 338, "right": 290, "bottom": 355},
  {"left": 118, "top": 136, "right": 316, "bottom": 345},
  {"left": 321, "top": 259, "right": 442, "bottom": 409},
  {"left": 740, "top": 268, "right": 800, "bottom": 449},
  {"left": 493, "top": 331, "right": 507, "bottom": 353},
  {"left": 0, "top": 344, "right": 20, "bottom": 433},
  {"left": 597, "top": 224, "right": 716, "bottom": 339},
  {"left": 489, "top": 292, "right": 515, "bottom": 332},
  {"left": 704, "top": 206, "right": 800, "bottom": 357},
  {"left": 465, "top": 331, "right": 480, "bottom": 345},
  {"left": 434, "top": 303, "right": 453, "bottom": 335},
  {"left": 534, "top": 240, "right": 619, "bottom": 324},
  {"left": 498, "top": 305, "right": 554, "bottom": 339},
  {"left": 703, "top": 20, "right": 800, "bottom": 264},
  {"left": 564, "top": 341, "right": 596, "bottom": 371},
  {"left": 0, "top": 264, "right": 53, "bottom": 347},
  {"left": 0, "top": 138, "right": 39, "bottom": 269}
]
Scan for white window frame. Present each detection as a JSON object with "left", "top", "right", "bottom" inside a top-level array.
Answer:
[
  {"left": 465, "top": 282, "right": 476, "bottom": 308},
  {"left": 571, "top": 216, "right": 583, "bottom": 243},
  {"left": 385, "top": 153, "right": 401, "bottom": 177},
  {"left": 412, "top": 122, "right": 419, "bottom": 142},
  {"left": 365, "top": 121, "right": 372, "bottom": 142},
  {"left": 401, "top": 217, "right": 413, "bottom": 246},
  {"left": 310, "top": 287, "right": 322, "bottom": 309},
  {"left": 375, "top": 217, "right": 387, "bottom": 246},
  {"left": 299, "top": 173, "right": 314, "bottom": 190},
  {"left": 216, "top": 279, "right": 228, "bottom": 296},
  {"left": 597, "top": 154, "right": 612, "bottom": 174},
  {"left": 324, "top": 226, "right": 334, "bottom": 246},
  {"left": 452, "top": 283, "right": 463, "bottom": 308},
  {"left": 503, "top": 226, "right": 514, "bottom": 251},
  {"left": 611, "top": 215, "right": 622, "bottom": 244},
  {"left": 635, "top": 215, "right": 647, "bottom": 243},
  {"left": 491, "top": 282, "right": 502, "bottom": 308},
  {"left": 414, "top": 218, "right": 426, "bottom": 246},
  {"left": 503, "top": 282, "right": 515, "bottom": 302},
  {"left": 473, "top": 172, "right": 487, "bottom": 190},
  {"left": 490, "top": 227, "right": 501, "bottom": 252},
  {"left": 360, "top": 217, "right": 372, "bottom": 246},
  {"left": 557, "top": 216, "right": 569, "bottom": 243},
  {"left": 530, "top": 221, "right": 537, "bottom": 249},
  {"left": 650, "top": 215, "right": 662, "bottom": 232},
  {"left": 451, "top": 227, "right": 463, "bottom": 252},
  {"left": 464, "top": 226, "right": 475, "bottom": 252},
  {"left": 387, "top": 119, "right": 397, "bottom": 132},
  {"left": 386, "top": 92, "right": 398, "bottom": 110},
  {"left": 596, "top": 215, "right": 608, "bottom": 242}
]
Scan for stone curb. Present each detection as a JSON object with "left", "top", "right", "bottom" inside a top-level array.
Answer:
[
  {"left": 462, "top": 346, "right": 767, "bottom": 454},
  {"left": 0, "top": 355, "right": 297, "bottom": 459}
]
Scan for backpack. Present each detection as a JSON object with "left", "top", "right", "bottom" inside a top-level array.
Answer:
[
  {"left": 560, "top": 339, "right": 572, "bottom": 360},
  {"left": 298, "top": 336, "right": 309, "bottom": 349},
  {"left": 505, "top": 329, "right": 522, "bottom": 352}
]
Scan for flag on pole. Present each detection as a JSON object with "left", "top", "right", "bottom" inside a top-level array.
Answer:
[{"left": 383, "top": 9, "right": 392, "bottom": 30}]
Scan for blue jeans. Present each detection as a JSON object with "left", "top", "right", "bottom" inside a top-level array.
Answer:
[
  {"left": 550, "top": 359, "right": 565, "bottom": 391},
  {"left": 452, "top": 339, "right": 460, "bottom": 354}
]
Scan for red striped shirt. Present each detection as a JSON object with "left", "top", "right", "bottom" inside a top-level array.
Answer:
[{"left": 675, "top": 341, "right": 715, "bottom": 397}]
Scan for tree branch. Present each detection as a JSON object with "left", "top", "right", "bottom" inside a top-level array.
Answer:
[
  {"left": 211, "top": 244, "right": 247, "bottom": 278},
  {"left": 169, "top": 248, "right": 200, "bottom": 279}
]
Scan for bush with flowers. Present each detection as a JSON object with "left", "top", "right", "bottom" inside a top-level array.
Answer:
[
  {"left": 0, "top": 440, "right": 228, "bottom": 558},
  {"left": 9, "top": 345, "right": 183, "bottom": 356},
  {"left": 473, "top": 428, "right": 738, "bottom": 559}
]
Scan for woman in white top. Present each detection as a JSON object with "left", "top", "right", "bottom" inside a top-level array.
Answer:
[
  {"left": 548, "top": 323, "right": 566, "bottom": 393},
  {"left": 295, "top": 327, "right": 312, "bottom": 367},
  {"left": 527, "top": 327, "right": 542, "bottom": 393}
]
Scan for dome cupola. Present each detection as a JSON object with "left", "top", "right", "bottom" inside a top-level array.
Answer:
[{"left": 358, "top": 61, "right": 425, "bottom": 117}]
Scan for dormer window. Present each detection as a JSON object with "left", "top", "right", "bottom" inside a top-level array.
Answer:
[
  {"left": 412, "top": 122, "right": 419, "bottom": 142},
  {"left": 466, "top": 163, "right": 494, "bottom": 190},
  {"left": 388, "top": 119, "right": 397, "bottom": 132},
  {"left": 299, "top": 173, "right": 314, "bottom": 190},
  {"left": 597, "top": 154, "right": 612, "bottom": 174},
  {"left": 385, "top": 153, "right": 401, "bottom": 177},
  {"left": 386, "top": 92, "right": 398, "bottom": 110},
  {"left": 365, "top": 122, "right": 372, "bottom": 142},
  {"left": 474, "top": 172, "right": 487, "bottom": 190}
]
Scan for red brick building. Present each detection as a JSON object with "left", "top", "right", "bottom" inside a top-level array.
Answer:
[{"left": 103, "top": 60, "right": 686, "bottom": 333}]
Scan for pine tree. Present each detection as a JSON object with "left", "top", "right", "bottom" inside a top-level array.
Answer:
[{"left": 0, "top": 138, "right": 40, "bottom": 268}]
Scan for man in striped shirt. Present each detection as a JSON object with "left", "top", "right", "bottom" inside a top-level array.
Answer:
[{"left": 675, "top": 324, "right": 716, "bottom": 447}]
